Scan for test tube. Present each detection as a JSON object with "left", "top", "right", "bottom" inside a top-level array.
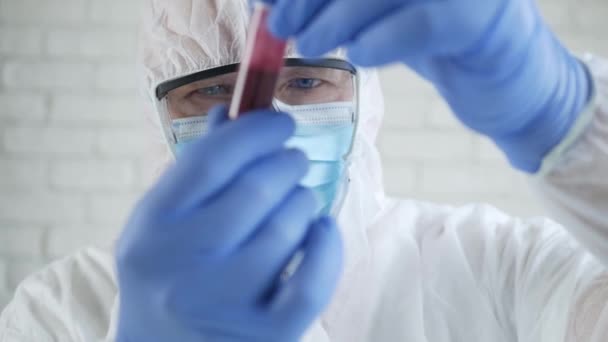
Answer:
[{"left": 229, "top": 3, "right": 288, "bottom": 120}]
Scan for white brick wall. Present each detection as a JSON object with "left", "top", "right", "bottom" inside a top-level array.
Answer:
[
  {"left": 0, "top": 0, "right": 147, "bottom": 308},
  {"left": 0, "top": 0, "right": 606, "bottom": 310}
]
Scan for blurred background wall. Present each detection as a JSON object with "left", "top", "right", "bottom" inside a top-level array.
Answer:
[{"left": 0, "top": 0, "right": 606, "bottom": 307}]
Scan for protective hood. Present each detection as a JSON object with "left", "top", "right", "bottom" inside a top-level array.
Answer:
[{"left": 137, "top": 0, "right": 388, "bottom": 282}]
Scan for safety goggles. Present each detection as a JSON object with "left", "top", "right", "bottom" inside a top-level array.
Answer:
[{"left": 155, "top": 58, "right": 360, "bottom": 158}]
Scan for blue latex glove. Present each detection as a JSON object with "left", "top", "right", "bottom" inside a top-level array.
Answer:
[
  {"left": 264, "top": 0, "right": 592, "bottom": 172},
  {"left": 115, "top": 106, "right": 343, "bottom": 342}
]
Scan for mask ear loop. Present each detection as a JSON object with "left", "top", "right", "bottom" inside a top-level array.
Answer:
[{"left": 330, "top": 70, "right": 360, "bottom": 216}]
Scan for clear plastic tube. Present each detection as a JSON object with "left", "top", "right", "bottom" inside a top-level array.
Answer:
[{"left": 229, "top": 3, "right": 287, "bottom": 119}]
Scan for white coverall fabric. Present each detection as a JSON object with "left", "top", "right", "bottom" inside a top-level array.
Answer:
[{"left": 2, "top": 0, "right": 608, "bottom": 341}]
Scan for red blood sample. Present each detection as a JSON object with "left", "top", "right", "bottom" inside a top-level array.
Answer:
[{"left": 229, "top": 4, "right": 287, "bottom": 119}]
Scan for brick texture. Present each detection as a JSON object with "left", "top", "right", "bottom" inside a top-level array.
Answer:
[{"left": 0, "top": 0, "right": 606, "bottom": 309}]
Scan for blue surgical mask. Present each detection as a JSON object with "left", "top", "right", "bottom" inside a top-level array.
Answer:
[
  {"left": 170, "top": 101, "right": 356, "bottom": 215},
  {"left": 171, "top": 116, "right": 209, "bottom": 156},
  {"left": 275, "top": 100, "right": 356, "bottom": 215}
]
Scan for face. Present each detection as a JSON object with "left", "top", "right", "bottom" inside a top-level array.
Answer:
[{"left": 164, "top": 66, "right": 355, "bottom": 119}]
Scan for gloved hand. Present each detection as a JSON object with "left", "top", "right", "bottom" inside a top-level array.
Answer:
[
  {"left": 115, "top": 106, "right": 343, "bottom": 342},
  {"left": 264, "top": 0, "right": 592, "bottom": 172}
]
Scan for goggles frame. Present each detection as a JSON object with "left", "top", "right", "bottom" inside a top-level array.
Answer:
[
  {"left": 155, "top": 58, "right": 357, "bottom": 101},
  {"left": 154, "top": 58, "right": 360, "bottom": 168}
]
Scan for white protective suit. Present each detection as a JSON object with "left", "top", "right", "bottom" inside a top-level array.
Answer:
[{"left": 2, "top": 1, "right": 608, "bottom": 341}]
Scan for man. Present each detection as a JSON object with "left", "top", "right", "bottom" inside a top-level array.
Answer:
[{"left": 2, "top": 0, "right": 608, "bottom": 341}]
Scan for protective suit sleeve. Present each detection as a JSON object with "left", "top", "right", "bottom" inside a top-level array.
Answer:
[
  {"left": 416, "top": 78, "right": 608, "bottom": 340},
  {"left": 527, "top": 54, "right": 608, "bottom": 342},
  {"left": 531, "top": 54, "right": 608, "bottom": 267},
  {"left": 0, "top": 248, "right": 117, "bottom": 342},
  {"left": 412, "top": 201, "right": 604, "bottom": 342}
]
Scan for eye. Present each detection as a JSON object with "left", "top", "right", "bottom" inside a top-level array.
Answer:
[
  {"left": 288, "top": 78, "right": 322, "bottom": 89},
  {"left": 194, "top": 85, "right": 231, "bottom": 96}
]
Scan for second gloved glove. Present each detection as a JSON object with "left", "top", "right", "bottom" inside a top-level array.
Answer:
[{"left": 264, "top": 0, "right": 592, "bottom": 172}]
